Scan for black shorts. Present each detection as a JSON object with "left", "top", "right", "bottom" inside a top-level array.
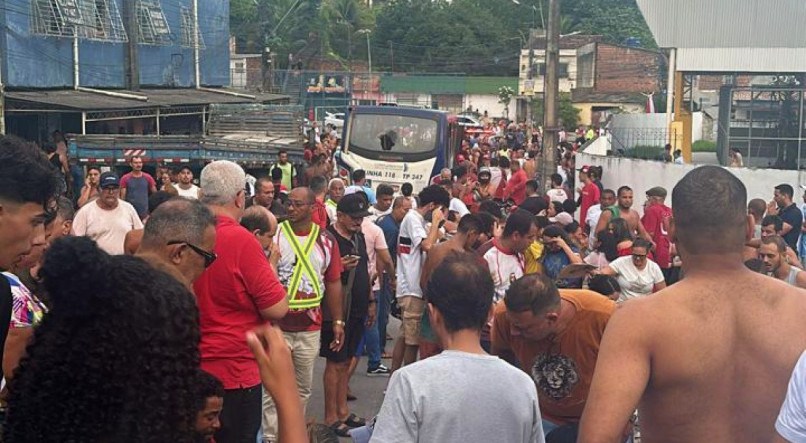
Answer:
[{"left": 320, "top": 318, "right": 364, "bottom": 363}]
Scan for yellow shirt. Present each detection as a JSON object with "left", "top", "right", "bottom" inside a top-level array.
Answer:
[{"left": 524, "top": 241, "right": 544, "bottom": 275}]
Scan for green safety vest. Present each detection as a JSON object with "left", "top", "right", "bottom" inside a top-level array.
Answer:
[
  {"left": 326, "top": 199, "right": 337, "bottom": 208},
  {"left": 280, "top": 221, "right": 323, "bottom": 310}
]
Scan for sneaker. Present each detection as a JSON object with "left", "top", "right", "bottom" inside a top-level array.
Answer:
[{"left": 367, "top": 364, "right": 391, "bottom": 377}]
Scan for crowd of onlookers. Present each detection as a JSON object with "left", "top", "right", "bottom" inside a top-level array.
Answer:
[{"left": 4, "top": 121, "right": 806, "bottom": 443}]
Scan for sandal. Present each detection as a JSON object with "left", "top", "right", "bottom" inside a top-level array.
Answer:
[
  {"left": 328, "top": 420, "right": 352, "bottom": 438},
  {"left": 343, "top": 413, "right": 366, "bottom": 428}
]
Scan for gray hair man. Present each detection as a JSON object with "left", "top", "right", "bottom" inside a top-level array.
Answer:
[
  {"left": 193, "top": 160, "right": 289, "bottom": 443},
  {"left": 137, "top": 197, "right": 217, "bottom": 287}
]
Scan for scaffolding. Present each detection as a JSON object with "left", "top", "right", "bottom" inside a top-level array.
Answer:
[{"left": 30, "top": 0, "right": 128, "bottom": 42}]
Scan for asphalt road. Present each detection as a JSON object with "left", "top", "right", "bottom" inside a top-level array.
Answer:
[{"left": 306, "top": 316, "right": 401, "bottom": 437}]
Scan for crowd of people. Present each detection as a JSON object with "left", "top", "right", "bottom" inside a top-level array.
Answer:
[{"left": 3, "top": 124, "right": 806, "bottom": 443}]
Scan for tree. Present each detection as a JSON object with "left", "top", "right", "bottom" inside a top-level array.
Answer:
[
  {"left": 498, "top": 86, "right": 515, "bottom": 119},
  {"left": 532, "top": 93, "right": 580, "bottom": 130}
]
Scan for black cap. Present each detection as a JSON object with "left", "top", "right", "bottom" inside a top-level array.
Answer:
[
  {"left": 337, "top": 193, "right": 371, "bottom": 218},
  {"left": 99, "top": 171, "right": 120, "bottom": 188}
]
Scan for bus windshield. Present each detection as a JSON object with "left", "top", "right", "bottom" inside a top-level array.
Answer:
[{"left": 348, "top": 113, "right": 438, "bottom": 156}]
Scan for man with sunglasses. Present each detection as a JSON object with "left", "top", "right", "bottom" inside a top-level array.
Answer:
[
  {"left": 263, "top": 186, "right": 344, "bottom": 443},
  {"left": 492, "top": 273, "right": 615, "bottom": 441},
  {"left": 194, "top": 160, "right": 289, "bottom": 443},
  {"left": 72, "top": 171, "right": 143, "bottom": 255},
  {"left": 136, "top": 198, "right": 217, "bottom": 288}
]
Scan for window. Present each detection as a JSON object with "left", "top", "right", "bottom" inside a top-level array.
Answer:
[
  {"left": 349, "top": 114, "right": 438, "bottom": 156},
  {"left": 534, "top": 63, "right": 570, "bottom": 78},
  {"left": 31, "top": 0, "right": 127, "bottom": 42},
  {"left": 137, "top": 0, "right": 172, "bottom": 46},
  {"left": 180, "top": 6, "right": 205, "bottom": 49}
]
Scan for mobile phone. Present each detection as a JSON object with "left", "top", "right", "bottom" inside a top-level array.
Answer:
[{"left": 345, "top": 254, "right": 361, "bottom": 261}]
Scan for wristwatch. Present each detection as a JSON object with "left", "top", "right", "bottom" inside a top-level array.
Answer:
[{"left": 333, "top": 320, "right": 346, "bottom": 327}]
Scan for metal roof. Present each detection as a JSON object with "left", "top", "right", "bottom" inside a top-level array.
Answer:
[
  {"left": 5, "top": 89, "right": 290, "bottom": 111},
  {"left": 636, "top": 0, "right": 806, "bottom": 72}
]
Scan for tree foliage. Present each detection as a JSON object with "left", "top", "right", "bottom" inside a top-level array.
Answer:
[{"left": 229, "top": 0, "right": 656, "bottom": 75}]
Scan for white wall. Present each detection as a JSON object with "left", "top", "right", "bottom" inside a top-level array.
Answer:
[
  {"left": 464, "top": 94, "right": 506, "bottom": 118},
  {"left": 577, "top": 152, "right": 803, "bottom": 211}
]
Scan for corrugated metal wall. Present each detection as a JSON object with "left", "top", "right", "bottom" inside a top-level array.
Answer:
[{"left": 636, "top": 0, "right": 806, "bottom": 72}]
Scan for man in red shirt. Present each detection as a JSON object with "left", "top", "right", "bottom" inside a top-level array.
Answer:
[
  {"left": 576, "top": 166, "right": 600, "bottom": 226},
  {"left": 310, "top": 175, "right": 330, "bottom": 228},
  {"left": 642, "top": 186, "right": 674, "bottom": 283},
  {"left": 263, "top": 186, "right": 344, "bottom": 443},
  {"left": 504, "top": 159, "right": 528, "bottom": 205},
  {"left": 194, "top": 160, "right": 289, "bottom": 443}
]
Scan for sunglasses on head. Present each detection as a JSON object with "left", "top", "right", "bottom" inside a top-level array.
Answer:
[{"left": 167, "top": 240, "right": 217, "bottom": 268}]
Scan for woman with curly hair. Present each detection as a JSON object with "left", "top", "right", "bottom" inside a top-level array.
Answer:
[{"left": 3, "top": 236, "right": 201, "bottom": 442}]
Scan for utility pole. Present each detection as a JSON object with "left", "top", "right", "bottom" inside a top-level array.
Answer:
[
  {"left": 0, "top": 46, "right": 5, "bottom": 135},
  {"left": 122, "top": 0, "right": 139, "bottom": 90},
  {"left": 192, "top": 0, "right": 200, "bottom": 89},
  {"left": 526, "top": 30, "right": 535, "bottom": 126},
  {"left": 389, "top": 41, "right": 394, "bottom": 72},
  {"left": 540, "top": 0, "right": 560, "bottom": 192}
]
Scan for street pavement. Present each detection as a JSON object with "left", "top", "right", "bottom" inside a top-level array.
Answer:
[{"left": 306, "top": 316, "right": 402, "bottom": 437}]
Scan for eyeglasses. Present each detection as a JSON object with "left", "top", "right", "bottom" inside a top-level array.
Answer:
[
  {"left": 632, "top": 254, "right": 647, "bottom": 260},
  {"left": 288, "top": 200, "right": 311, "bottom": 208},
  {"left": 168, "top": 240, "right": 217, "bottom": 268}
]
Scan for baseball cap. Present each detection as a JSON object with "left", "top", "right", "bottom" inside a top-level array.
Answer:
[
  {"left": 337, "top": 193, "right": 371, "bottom": 218},
  {"left": 99, "top": 171, "right": 120, "bottom": 188},
  {"left": 478, "top": 167, "right": 491, "bottom": 176},
  {"left": 549, "top": 212, "right": 574, "bottom": 226},
  {"left": 646, "top": 186, "right": 667, "bottom": 198}
]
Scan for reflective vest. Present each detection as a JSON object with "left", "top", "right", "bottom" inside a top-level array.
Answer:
[
  {"left": 280, "top": 221, "right": 323, "bottom": 310},
  {"left": 325, "top": 199, "right": 337, "bottom": 208}
]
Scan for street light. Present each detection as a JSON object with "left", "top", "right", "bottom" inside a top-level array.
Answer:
[{"left": 357, "top": 29, "right": 372, "bottom": 98}]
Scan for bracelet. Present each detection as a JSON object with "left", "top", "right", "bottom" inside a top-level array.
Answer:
[{"left": 333, "top": 320, "right": 346, "bottom": 327}]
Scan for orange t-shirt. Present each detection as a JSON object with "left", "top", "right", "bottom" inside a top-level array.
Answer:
[{"left": 491, "top": 289, "right": 615, "bottom": 425}]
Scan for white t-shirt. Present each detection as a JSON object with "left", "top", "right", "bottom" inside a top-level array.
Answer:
[
  {"left": 372, "top": 350, "right": 544, "bottom": 443},
  {"left": 368, "top": 205, "right": 391, "bottom": 223},
  {"left": 72, "top": 200, "right": 143, "bottom": 255},
  {"left": 449, "top": 197, "right": 470, "bottom": 219},
  {"left": 777, "top": 351, "right": 806, "bottom": 442},
  {"left": 396, "top": 209, "right": 428, "bottom": 298},
  {"left": 482, "top": 241, "right": 525, "bottom": 302},
  {"left": 175, "top": 184, "right": 200, "bottom": 199},
  {"left": 608, "top": 256, "right": 665, "bottom": 302},
  {"left": 586, "top": 204, "right": 604, "bottom": 249},
  {"left": 489, "top": 167, "right": 503, "bottom": 191},
  {"left": 546, "top": 188, "right": 568, "bottom": 203}
]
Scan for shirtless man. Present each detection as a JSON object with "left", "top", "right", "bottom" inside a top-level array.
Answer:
[
  {"left": 758, "top": 235, "right": 806, "bottom": 289},
  {"left": 420, "top": 214, "right": 490, "bottom": 289},
  {"left": 745, "top": 215, "right": 803, "bottom": 269},
  {"left": 594, "top": 186, "right": 651, "bottom": 242},
  {"left": 578, "top": 166, "right": 806, "bottom": 443}
]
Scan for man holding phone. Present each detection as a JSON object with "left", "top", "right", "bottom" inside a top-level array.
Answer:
[
  {"left": 391, "top": 185, "right": 452, "bottom": 373},
  {"left": 324, "top": 193, "right": 374, "bottom": 436}
]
